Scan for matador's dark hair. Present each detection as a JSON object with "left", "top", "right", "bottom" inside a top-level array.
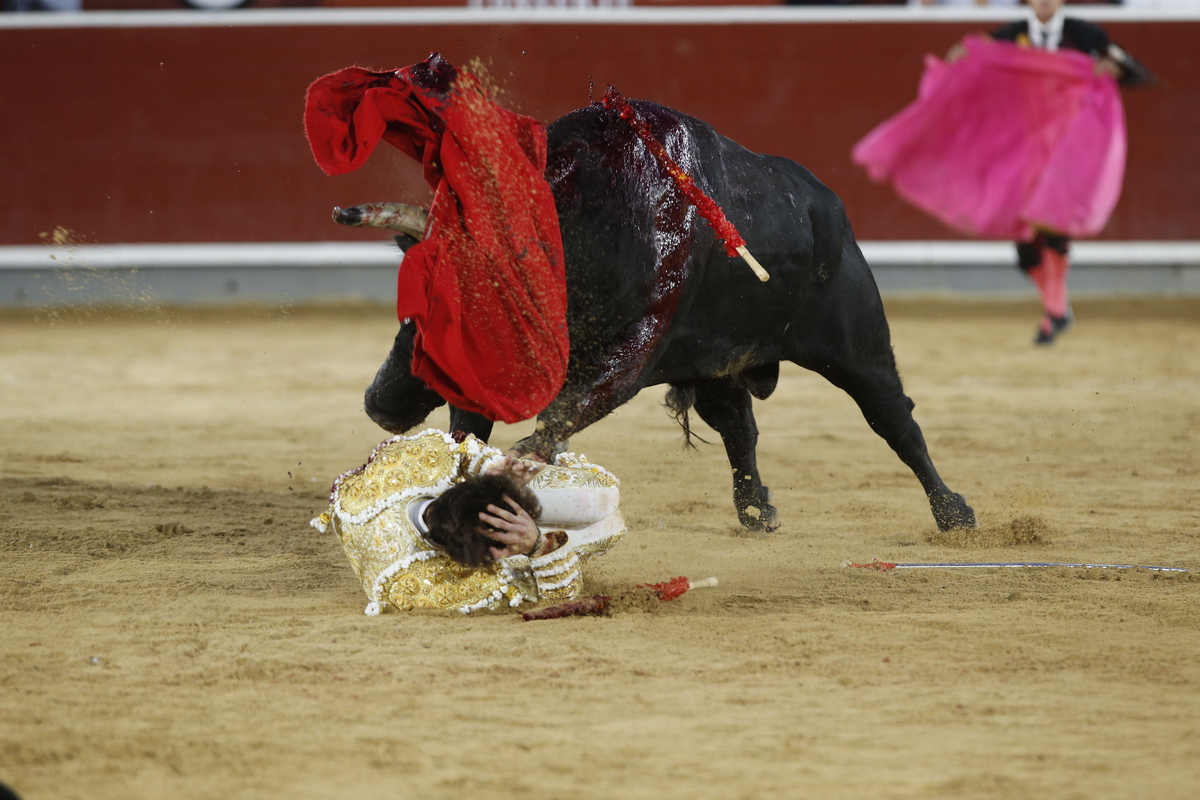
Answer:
[{"left": 423, "top": 473, "right": 543, "bottom": 568}]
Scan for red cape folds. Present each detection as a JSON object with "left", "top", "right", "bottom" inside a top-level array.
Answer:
[
  {"left": 852, "top": 36, "right": 1126, "bottom": 240},
  {"left": 304, "top": 53, "right": 568, "bottom": 423}
]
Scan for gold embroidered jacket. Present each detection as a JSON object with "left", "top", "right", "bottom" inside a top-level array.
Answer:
[{"left": 311, "top": 429, "right": 623, "bottom": 615}]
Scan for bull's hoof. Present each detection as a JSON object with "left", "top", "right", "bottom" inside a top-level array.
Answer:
[
  {"left": 510, "top": 434, "right": 569, "bottom": 462},
  {"left": 932, "top": 492, "right": 976, "bottom": 531},
  {"left": 739, "top": 502, "right": 779, "bottom": 532}
]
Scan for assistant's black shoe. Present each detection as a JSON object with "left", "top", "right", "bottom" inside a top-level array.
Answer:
[{"left": 1034, "top": 312, "right": 1073, "bottom": 345}]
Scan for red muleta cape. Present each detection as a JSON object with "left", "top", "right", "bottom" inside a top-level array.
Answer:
[{"left": 304, "top": 53, "right": 568, "bottom": 423}]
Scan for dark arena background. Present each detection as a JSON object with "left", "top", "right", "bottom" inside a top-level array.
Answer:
[{"left": 1, "top": 6, "right": 1198, "bottom": 800}]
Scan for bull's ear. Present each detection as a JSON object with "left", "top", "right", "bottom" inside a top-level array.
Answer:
[{"left": 394, "top": 234, "right": 420, "bottom": 253}]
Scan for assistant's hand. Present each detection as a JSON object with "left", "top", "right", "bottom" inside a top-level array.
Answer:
[
  {"left": 945, "top": 41, "right": 968, "bottom": 63},
  {"left": 480, "top": 495, "right": 542, "bottom": 560},
  {"left": 1094, "top": 56, "right": 1122, "bottom": 79}
]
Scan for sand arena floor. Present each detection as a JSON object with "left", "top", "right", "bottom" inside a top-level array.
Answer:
[{"left": 1, "top": 297, "right": 1198, "bottom": 800}]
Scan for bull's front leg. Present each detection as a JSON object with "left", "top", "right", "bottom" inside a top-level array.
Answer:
[
  {"left": 448, "top": 407, "right": 494, "bottom": 443},
  {"left": 691, "top": 378, "right": 779, "bottom": 531},
  {"left": 509, "top": 375, "right": 644, "bottom": 462}
]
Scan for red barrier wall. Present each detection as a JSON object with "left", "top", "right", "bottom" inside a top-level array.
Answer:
[{"left": 1, "top": 16, "right": 1196, "bottom": 246}]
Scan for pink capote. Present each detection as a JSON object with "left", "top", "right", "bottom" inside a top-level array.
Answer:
[{"left": 852, "top": 35, "right": 1126, "bottom": 240}]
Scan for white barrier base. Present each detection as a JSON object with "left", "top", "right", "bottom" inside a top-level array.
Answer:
[{"left": 2, "top": 241, "right": 1199, "bottom": 307}]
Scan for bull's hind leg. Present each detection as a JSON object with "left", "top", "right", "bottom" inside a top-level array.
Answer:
[
  {"left": 691, "top": 377, "right": 779, "bottom": 531},
  {"left": 812, "top": 353, "right": 975, "bottom": 531}
]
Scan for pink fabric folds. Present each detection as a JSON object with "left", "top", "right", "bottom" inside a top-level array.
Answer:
[{"left": 852, "top": 35, "right": 1126, "bottom": 240}]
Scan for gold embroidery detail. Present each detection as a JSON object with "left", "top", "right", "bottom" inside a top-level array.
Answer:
[
  {"left": 336, "top": 433, "right": 458, "bottom": 517},
  {"left": 573, "top": 529, "right": 625, "bottom": 561},
  {"left": 534, "top": 453, "right": 619, "bottom": 489},
  {"left": 382, "top": 557, "right": 537, "bottom": 612}
]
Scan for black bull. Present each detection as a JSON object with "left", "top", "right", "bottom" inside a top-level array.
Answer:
[{"left": 358, "top": 100, "right": 976, "bottom": 532}]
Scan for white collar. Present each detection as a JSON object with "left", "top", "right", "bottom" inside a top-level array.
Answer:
[
  {"left": 1028, "top": 9, "right": 1065, "bottom": 52},
  {"left": 409, "top": 497, "right": 435, "bottom": 534}
]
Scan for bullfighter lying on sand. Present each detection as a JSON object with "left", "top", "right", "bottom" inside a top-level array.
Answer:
[{"left": 311, "top": 429, "right": 624, "bottom": 615}]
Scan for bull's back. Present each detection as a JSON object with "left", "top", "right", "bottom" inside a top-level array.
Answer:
[
  {"left": 545, "top": 101, "right": 870, "bottom": 385},
  {"left": 681, "top": 136, "right": 854, "bottom": 336}
]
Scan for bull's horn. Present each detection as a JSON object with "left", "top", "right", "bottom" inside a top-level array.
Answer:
[{"left": 332, "top": 203, "right": 428, "bottom": 240}]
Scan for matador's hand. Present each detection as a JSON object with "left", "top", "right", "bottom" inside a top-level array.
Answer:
[
  {"left": 486, "top": 454, "right": 543, "bottom": 486},
  {"left": 479, "top": 495, "right": 541, "bottom": 560}
]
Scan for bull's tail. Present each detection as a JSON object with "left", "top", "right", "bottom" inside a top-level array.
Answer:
[{"left": 663, "top": 383, "right": 712, "bottom": 449}]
